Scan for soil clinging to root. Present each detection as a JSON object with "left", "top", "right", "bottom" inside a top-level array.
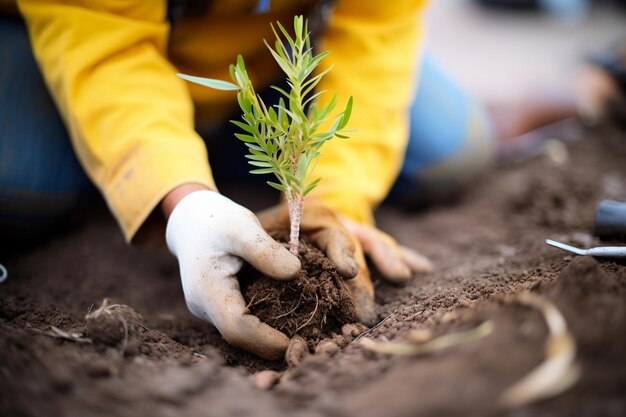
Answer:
[{"left": 241, "top": 232, "right": 358, "bottom": 346}]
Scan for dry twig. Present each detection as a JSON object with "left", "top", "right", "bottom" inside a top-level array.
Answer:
[{"left": 46, "top": 326, "right": 92, "bottom": 344}]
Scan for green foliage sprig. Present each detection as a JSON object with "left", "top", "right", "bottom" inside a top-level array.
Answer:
[{"left": 179, "top": 15, "right": 353, "bottom": 254}]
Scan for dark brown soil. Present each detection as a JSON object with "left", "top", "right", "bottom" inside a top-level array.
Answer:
[
  {"left": 1, "top": 127, "right": 625, "bottom": 417},
  {"left": 241, "top": 232, "right": 358, "bottom": 347}
]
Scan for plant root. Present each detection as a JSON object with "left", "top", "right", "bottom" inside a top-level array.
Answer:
[
  {"left": 359, "top": 320, "right": 494, "bottom": 356},
  {"left": 499, "top": 292, "right": 580, "bottom": 408},
  {"left": 85, "top": 298, "right": 143, "bottom": 355}
]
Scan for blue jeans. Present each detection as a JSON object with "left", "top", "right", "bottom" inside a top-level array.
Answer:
[
  {"left": 389, "top": 55, "right": 495, "bottom": 207},
  {"left": 0, "top": 17, "right": 494, "bottom": 239},
  {"left": 0, "top": 17, "right": 93, "bottom": 244}
]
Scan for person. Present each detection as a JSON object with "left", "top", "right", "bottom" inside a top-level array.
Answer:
[{"left": 0, "top": 0, "right": 573, "bottom": 359}]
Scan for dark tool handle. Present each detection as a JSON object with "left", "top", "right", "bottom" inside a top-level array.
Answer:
[{"left": 595, "top": 200, "right": 626, "bottom": 241}]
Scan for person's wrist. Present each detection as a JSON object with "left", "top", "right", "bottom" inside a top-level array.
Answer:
[{"left": 162, "top": 183, "right": 211, "bottom": 219}]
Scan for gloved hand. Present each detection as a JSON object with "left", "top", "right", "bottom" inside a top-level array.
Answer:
[
  {"left": 576, "top": 55, "right": 626, "bottom": 126},
  {"left": 257, "top": 201, "right": 432, "bottom": 326},
  {"left": 166, "top": 190, "right": 301, "bottom": 360}
]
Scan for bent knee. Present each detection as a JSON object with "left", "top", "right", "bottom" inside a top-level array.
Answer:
[
  {"left": 419, "top": 104, "right": 495, "bottom": 189},
  {"left": 391, "top": 104, "right": 495, "bottom": 207}
]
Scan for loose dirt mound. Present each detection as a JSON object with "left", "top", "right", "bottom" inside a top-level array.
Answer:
[
  {"left": 1, "top": 128, "right": 625, "bottom": 417},
  {"left": 241, "top": 233, "right": 358, "bottom": 345}
]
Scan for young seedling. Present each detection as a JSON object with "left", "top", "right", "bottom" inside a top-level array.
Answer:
[{"left": 178, "top": 15, "right": 352, "bottom": 255}]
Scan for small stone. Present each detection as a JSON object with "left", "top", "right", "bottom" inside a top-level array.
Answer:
[
  {"left": 253, "top": 370, "right": 281, "bottom": 390},
  {"left": 315, "top": 340, "right": 340, "bottom": 356},
  {"left": 285, "top": 335, "right": 308, "bottom": 367},
  {"left": 341, "top": 323, "right": 367, "bottom": 338},
  {"left": 331, "top": 334, "right": 350, "bottom": 348},
  {"left": 542, "top": 139, "right": 569, "bottom": 166}
]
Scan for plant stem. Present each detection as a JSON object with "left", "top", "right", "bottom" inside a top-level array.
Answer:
[{"left": 287, "top": 193, "right": 304, "bottom": 255}]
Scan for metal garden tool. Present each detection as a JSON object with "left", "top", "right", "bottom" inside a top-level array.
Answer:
[{"left": 546, "top": 239, "right": 626, "bottom": 258}]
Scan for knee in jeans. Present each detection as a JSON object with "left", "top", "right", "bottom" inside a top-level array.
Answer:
[
  {"left": 391, "top": 105, "right": 495, "bottom": 207},
  {"left": 0, "top": 190, "right": 88, "bottom": 247}
]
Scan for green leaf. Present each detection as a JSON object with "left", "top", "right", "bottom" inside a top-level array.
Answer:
[
  {"left": 177, "top": 74, "right": 240, "bottom": 91},
  {"left": 312, "top": 131, "right": 334, "bottom": 143},
  {"left": 244, "top": 143, "right": 265, "bottom": 152},
  {"left": 236, "top": 92, "right": 252, "bottom": 113},
  {"left": 297, "top": 153, "right": 311, "bottom": 177},
  {"left": 245, "top": 154, "right": 271, "bottom": 161},
  {"left": 300, "top": 50, "right": 330, "bottom": 81},
  {"left": 284, "top": 171, "right": 301, "bottom": 185},
  {"left": 236, "top": 55, "right": 246, "bottom": 72},
  {"left": 267, "top": 181, "right": 286, "bottom": 192},
  {"left": 268, "top": 106, "right": 278, "bottom": 124},
  {"left": 303, "top": 177, "right": 321, "bottom": 196},
  {"left": 293, "top": 15, "right": 303, "bottom": 44},
  {"left": 303, "top": 90, "right": 325, "bottom": 108},
  {"left": 231, "top": 120, "right": 257, "bottom": 135},
  {"left": 234, "top": 133, "right": 257, "bottom": 143},
  {"left": 270, "top": 85, "right": 290, "bottom": 99},
  {"left": 247, "top": 160, "right": 272, "bottom": 168},
  {"left": 250, "top": 168, "right": 274, "bottom": 174},
  {"left": 275, "top": 20, "right": 296, "bottom": 50},
  {"left": 302, "top": 66, "right": 332, "bottom": 97},
  {"left": 316, "top": 94, "right": 337, "bottom": 120},
  {"left": 337, "top": 96, "right": 353, "bottom": 130}
]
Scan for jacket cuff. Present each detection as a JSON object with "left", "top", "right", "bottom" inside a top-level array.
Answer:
[{"left": 105, "top": 138, "right": 215, "bottom": 242}]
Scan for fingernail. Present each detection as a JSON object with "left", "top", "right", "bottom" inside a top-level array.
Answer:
[
  {"left": 288, "top": 255, "right": 302, "bottom": 275},
  {"left": 396, "top": 264, "right": 411, "bottom": 280},
  {"left": 344, "top": 258, "right": 358, "bottom": 278}
]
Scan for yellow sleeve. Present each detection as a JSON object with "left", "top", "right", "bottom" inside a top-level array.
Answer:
[
  {"left": 309, "top": 0, "right": 427, "bottom": 224},
  {"left": 18, "top": 0, "right": 216, "bottom": 241}
]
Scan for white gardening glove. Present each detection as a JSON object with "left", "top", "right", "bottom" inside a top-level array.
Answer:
[{"left": 166, "top": 190, "right": 300, "bottom": 360}]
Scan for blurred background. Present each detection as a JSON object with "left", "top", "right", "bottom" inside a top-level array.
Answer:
[{"left": 425, "top": 0, "right": 624, "bottom": 104}]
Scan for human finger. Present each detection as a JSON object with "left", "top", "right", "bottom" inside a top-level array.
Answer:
[
  {"left": 348, "top": 223, "right": 411, "bottom": 284},
  {"left": 344, "top": 243, "right": 377, "bottom": 326},
  {"left": 200, "top": 272, "right": 290, "bottom": 360},
  {"left": 312, "top": 227, "right": 358, "bottom": 279},
  {"left": 230, "top": 215, "right": 301, "bottom": 281},
  {"left": 400, "top": 245, "right": 433, "bottom": 273}
]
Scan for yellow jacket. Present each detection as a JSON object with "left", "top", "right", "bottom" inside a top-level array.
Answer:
[{"left": 17, "top": 0, "right": 425, "bottom": 241}]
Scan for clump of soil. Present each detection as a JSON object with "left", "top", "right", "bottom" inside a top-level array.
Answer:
[
  {"left": 84, "top": 298, "right": 198, "bottom": 361},
  {"left": 240, "top": 231, "right": 358, "bottom": 347},
  {"left": 85, "top": 298, "right": 143, "bottom": 347}
]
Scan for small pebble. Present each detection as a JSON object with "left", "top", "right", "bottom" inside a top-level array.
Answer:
[
  {"left": 542, "top": 139, "right": 569, "bottom": 166},
  {"left": 285, "top": 336, "right": 308, "bottom": 367},
  {"left": 341, "top": 323, "right": 367, "bottom": 338},
  {"left": 253, "top": 370, "right": 281, "bottom": 390},
  {"left": 315, "top": 340, "right": 340, "bottom": 356}
]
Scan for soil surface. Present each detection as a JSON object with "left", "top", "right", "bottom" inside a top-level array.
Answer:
[{"left": 1, "top": 127, "right": 625, "bottom": 417}]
